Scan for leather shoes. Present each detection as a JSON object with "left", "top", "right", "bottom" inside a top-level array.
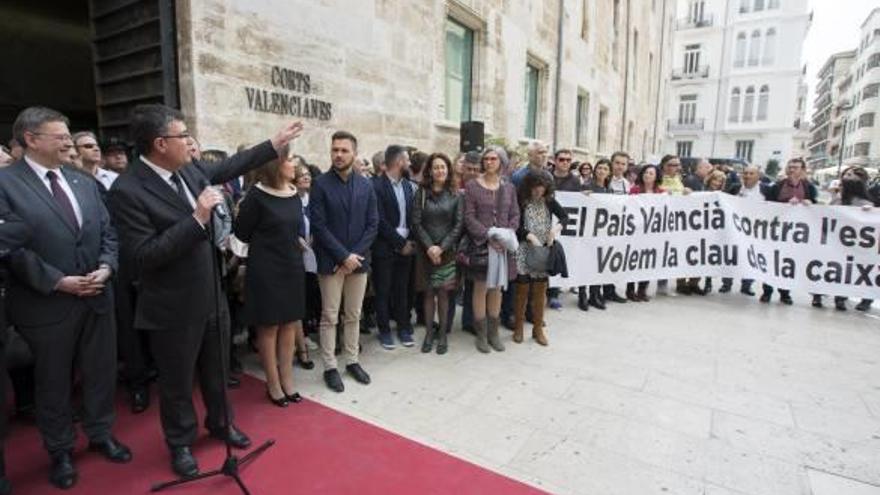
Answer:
[
  {"left": 346, "top": 363, "right": 371, "bottom": 385},
  {"left": 88, "top": 437, "right": 132, "bottom": 463},
  {"left": 170, "top": 446, "right": 198, "bottom": 478},
  {"left": 208, "top": 425, "right": 251, "bottom": 449},
  {"left": 606, "top": 293, "right": 628, "bottom": 303},
  {"left": 130, "top": 387, "right": 149, "bottom": 414},
  {"left": 49, "top": 451, "right": 77, "bottom": 489},
  {"left": 324, "top": 369, "right": 344, "bottom": 392}
]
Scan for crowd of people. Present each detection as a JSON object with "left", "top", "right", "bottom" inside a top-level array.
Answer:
[{"left": 0, "top": 104, "right": 877, "bottom": 494}]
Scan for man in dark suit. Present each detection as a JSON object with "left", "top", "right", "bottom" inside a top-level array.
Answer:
[
  {"left": 371, "top": 145, "right": 415, "bottom": 350},
  {"left": 310, "top": 131, "right": 378, "bottom": 392},
  {"left": 0, "top": 208, "right": 32, "bottom": 495},
  {"left": 108, "top": 104, "right": 303, "bottom": 478},
  {"left": 0, "top": 107, "right": 130, "bottom": 490}
]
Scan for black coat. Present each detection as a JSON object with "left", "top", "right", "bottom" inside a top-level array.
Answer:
[
  {"left": 0, "top": 160, "right": 117, "bottom": 327},
  {"left": 108, "top": 141, "right": 277, "bottom": 330}
]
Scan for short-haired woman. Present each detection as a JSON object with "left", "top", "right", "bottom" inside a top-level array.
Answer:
[
  {"left": 233, "top": 147, "right": 306, "bottom": 407},
  {"left": 413, "top": 153, "right": 464, "bottom": 354},
  {"left": 293, "top": 159, "right": 317, "bottom": 369},
  {"left": 463, "top": 147, "right": 520, "bottom": 353}
]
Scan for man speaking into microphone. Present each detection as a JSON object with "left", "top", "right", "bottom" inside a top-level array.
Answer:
[{"left": 109, "top": 104, "right": 303, "bottom": 477}]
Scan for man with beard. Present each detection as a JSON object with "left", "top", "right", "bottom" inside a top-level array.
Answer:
[{"left": 309, "top": 131, "right": 378, "bottom": 392}]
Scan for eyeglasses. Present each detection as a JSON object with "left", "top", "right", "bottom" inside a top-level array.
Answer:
[
  {"left": 76, "top": 143, "right": 98, "bottom": 149},
  {"left": 30, "top": 132, "right": 72, "bottom": 142},
  {"left": 160, "top": 133, "right": 192, "bottom": 140},
  {"left": 556, "top": 158, "right": 572, "bottom": 163}
]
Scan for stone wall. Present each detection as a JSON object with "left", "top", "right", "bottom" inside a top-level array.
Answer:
[{"left": 175, "top": 0, "right": 670, "bottom": 168}]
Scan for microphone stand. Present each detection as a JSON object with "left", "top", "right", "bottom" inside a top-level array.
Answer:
[{"left": 151, "top": 203, "right": 274, "bottom": 494}]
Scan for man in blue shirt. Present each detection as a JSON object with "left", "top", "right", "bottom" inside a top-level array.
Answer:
[
  {"left": 310, "top": 131, "right": 379, "bottom": 392},
  {"left": 371, "top": 145, "right": 416, "bottom": 350}
]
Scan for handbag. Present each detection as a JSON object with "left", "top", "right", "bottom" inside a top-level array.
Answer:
[
  {"left": 525, "top": 245, "right": 551, "bottom": 272},
  {"left": 456, "top": 236, "right": 489, "bottom": 268}
]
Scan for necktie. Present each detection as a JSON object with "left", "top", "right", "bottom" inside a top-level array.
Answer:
[
  {"left": 45, "top": 171, "right": 79, "bottom": 232},
  {"left": 169, "top": 173, "right": 192, "bottom": 209}
]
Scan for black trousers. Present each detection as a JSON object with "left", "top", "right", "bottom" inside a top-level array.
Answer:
[
  {"left": 17, "top": 302, "right": 117, "bottom": 454},
  {"left": 149, "top": 306, "right": 233, "bottom": 448},
  {"left": 372, "top": 254, "right": 413, "bottom": 334},
  {"left": 116, "top": 279, "right": 151, "bottom": 388}
]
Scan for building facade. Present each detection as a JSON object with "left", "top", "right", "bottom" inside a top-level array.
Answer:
[
  {"left": 836, "top": 8, "right": 880, "bottom": 170},
  {"left": 807, "top": 50, "right": 856, "bottom": 170},
  {"left": 169, "top": 0, "right": 673, "bottom": 165},
  {"left": 664, "top": 0, "right": 810, "bottom": 168}
]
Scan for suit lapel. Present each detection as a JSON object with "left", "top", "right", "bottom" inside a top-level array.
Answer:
[
  {"left": 179, "top": 166, "right": 207, "bottom": 200},
  {"left": 11, "top": 161, "right": 78, "bottom": 235},
  {"left": 133, "top": 160, "right": 192, "bottom": 213},
  {"left": 61, "top": 167, "right": 90, "bottom": 236}
]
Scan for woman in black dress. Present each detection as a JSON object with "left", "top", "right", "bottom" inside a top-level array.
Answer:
[{"left": 233, "top": 146, "right": 306, "bottom": 407}]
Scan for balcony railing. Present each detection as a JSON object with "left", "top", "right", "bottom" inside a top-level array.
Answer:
[
  {"left": 667, "top": 119, "right": 705, "bottom": 132},
  {"left": 676, "top": 15, "right": 714, "bottom": 30},
  {"left": 671, "top": 66, "right": 710, "bottom": 80}
]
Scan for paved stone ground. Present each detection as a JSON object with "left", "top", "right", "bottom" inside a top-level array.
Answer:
[{"left": 246, "top": 285, "right": 880, "bottom": 495}]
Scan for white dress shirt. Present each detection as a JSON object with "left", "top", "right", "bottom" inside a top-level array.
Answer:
[
  {"left": 739, "top": 184, "right": 763, "bottom": 201},
  {"left": 95, "top": 168, "right": 119, "bottom": 190},
  {"left": 389, "top": 176, "right": 410, "bottom": 239},
  {"left": 25, "top": 155, "right": 83, "bottom": 227},
  {"left": 140, "top": 155, "right": 197, "bottom": 209}
]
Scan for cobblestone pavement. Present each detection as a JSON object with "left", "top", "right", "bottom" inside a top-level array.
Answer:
[{"left": 247, "top": 286, "right": 880, "bottom": 495}]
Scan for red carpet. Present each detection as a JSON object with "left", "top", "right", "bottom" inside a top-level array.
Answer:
[{"left": 7, "top": 375, "right": 546, "bottom": 494}]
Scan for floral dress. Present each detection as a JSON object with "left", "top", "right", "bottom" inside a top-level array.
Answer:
[{"left": 515, "top": 200, "right": 552, "bottom": 278}]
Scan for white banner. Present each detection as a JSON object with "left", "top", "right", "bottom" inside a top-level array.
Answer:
[{"left": 552, "top": 191, "right": 880, "bottom": 299}]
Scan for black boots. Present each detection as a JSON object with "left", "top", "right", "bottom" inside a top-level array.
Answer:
[
  {"left": 577, "top": 286, "right": 589, "bottom": 311},
  {"left": 588, "top": 286, "right": 606, "bottom": 310}
]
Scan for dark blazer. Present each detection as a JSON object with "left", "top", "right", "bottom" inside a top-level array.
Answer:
[
  {"left": 108, "top": 140, "right": 277, "bottom": 330},
  {"left": 372, "top": 175, "right": 414, "bottom": 259},
  {"left": 0, "top": 160, "right": 118, "bottom": 327},
  {"left": 0, "top": 210, "right": 31, "bottom": 258},
  {"left": 310, "top": 169, "right": 379, "bottom": 275}
]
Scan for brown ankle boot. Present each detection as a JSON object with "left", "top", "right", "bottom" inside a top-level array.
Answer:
[
  {"left": 530, "top": 280, "right": 549, "bottom": 346},
  {"left": 513, "top": 282, "right": 529, "bottom": 343}
]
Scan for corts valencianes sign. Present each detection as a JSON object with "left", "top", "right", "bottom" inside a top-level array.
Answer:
[{"left": 244, "top": 66, "right": 332, "bottom": 120}]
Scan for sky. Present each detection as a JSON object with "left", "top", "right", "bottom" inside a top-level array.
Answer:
[{"left": 802, "top": 0, "right": 877, "bottom": 118}]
